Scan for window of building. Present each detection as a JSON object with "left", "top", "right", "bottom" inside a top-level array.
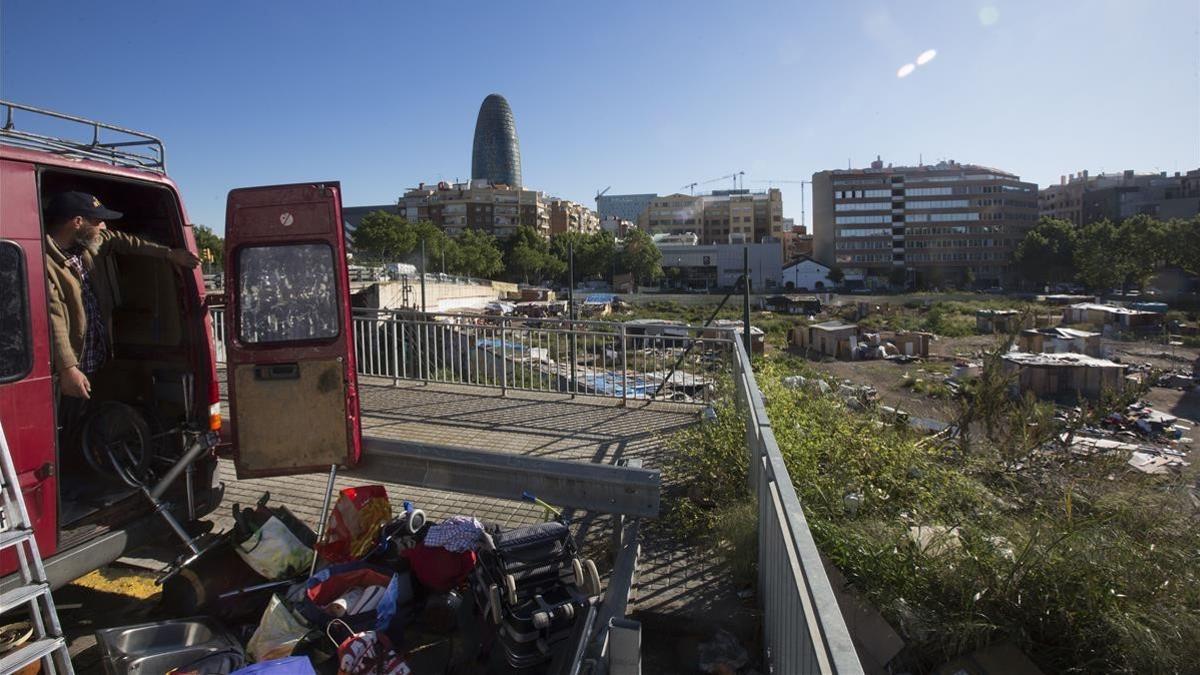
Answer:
[
  {"left": 835, "top": 202, "right": 891, "bottom": 211},
  {"left": 907, "top": 199, "right": 970, "bottom": 210},
  {"left": 0, "top": 242, "right": 32, "bottom": 383},
  {"left": 238, "top": 243, "right": 339, "bottom": 344},
  {"left": 835, "top": 214, "right": 891, "bottom": 225}
]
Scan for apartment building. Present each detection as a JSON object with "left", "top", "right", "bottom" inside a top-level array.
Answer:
[
  {"left": 813, "top": 158, "right": 1038, "bottom": 287},
  {"left": 549, "top": 199, "right": 601, "bottom": 235},
  {"left": 639, "top": 189, "right": 784, "bottom": 245},
  {"left": 700, "top": 188, "right": 784, "bottom": 244},
  {"left": 638, "top": 193, "right": 704, "bottom": 238},
  {"left": 399, "top": 180, "right": 550, "bottom": 239},
  {"left": 1040, "top": 169, "right": 1200, "bottom": 225}
]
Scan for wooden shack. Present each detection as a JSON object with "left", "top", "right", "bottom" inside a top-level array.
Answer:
[
  {"left": 793, "top": 321, "right": 860, "bottom": 359},
  {"left": 1062, "top": 303, "right": 1158, "bottom": 329},
  {"left": 976, "top": 309, "right": 1029, "bottom": 334},
  {"left": 1017, "top": 327, "right": 1102, "bottom": 357},
  {"left": 882, "top": 331, "right": 933, "bottom": 358},
  {"left": 1002, "top": 352, "right": 1126, "bottom": 400}
]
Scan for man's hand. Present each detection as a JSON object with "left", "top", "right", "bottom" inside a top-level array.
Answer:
[
  {"left": 168, "top": 248, "right": 201, "bottom": 269},
  {"left": 61, "top": 366, "right": 91, "bottom": 399}
]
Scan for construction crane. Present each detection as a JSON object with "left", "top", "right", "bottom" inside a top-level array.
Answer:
[
  {"left": 595, "top": 186, "right": 611, "bottom": 201},
  {"left": 683, "top": 170, "right": 745, "bottom": 195},
  {"left": 752, "top": 179, "right": 812, "bottom": 232}
]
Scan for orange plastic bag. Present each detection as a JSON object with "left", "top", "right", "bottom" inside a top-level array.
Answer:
[{"left": 316, "top": 485, "right": 392, "bottom": 563}]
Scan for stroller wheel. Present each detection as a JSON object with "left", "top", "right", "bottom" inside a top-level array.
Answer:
[
  {"left": 585, "top": 559, "right": 603, "bottom": 597},
  {"left": 504, "top": 574, "right": 518, "bottom": 606},
  {"left": 488, "top": 584, "right": 503, "bottom": 624},
  {"left": 571, "top": 558, "right": 585, "bottom": 590}
]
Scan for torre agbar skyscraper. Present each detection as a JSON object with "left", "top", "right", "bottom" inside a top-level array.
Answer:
[{"left": 471, "top": 94, "right": 523, "bottom": 188}]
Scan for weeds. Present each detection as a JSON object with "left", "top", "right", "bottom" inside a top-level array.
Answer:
[{"left": 667, "top": 354, "right": 1200, "bottom": 673}]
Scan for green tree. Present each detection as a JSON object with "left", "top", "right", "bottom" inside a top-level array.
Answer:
[
  {"left": 1073, "top": 219, "right": 1124, "bottom": 292},
  {"left": 1169, "top": 216, "right": 1200, "bottom": 275},
  {"left": 453, "top": 228, "right": 504, "bottom": 279},
  {"left": 504, "top": 225, "right": 563, "bottom": 283},
  {"left": 193, "top": 224, "right": 224, "bottom": 269},
  {"left": 549, "top": 230, "right": 618, "bottom": 282},
  {"left": 1115, "top": 214, "right": 1170, "bottom": 290},
  {"left": 619, "top": 228, "right": 663, "bottom": 286},
  {"left": 1013, "top": 217, "right": 1079, "bottom": 288},
  {"left": 352, "top": 211, "right": 413, "bottom": 262},
  {"left": 827, "top": 266, "right": 845, "bottom": 285}
]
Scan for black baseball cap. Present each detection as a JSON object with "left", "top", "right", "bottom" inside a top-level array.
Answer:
[{"left": 45, "top": 191, "right": 123, "bottom": 221}]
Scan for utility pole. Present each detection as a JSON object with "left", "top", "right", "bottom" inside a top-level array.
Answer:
[{"left": 420, "top": 238, "right": 427, "bottom": 313}]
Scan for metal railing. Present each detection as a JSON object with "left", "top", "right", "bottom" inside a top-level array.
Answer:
[
  {"left": 731, "top": 337, "right": 863, "bottom": 674},
  {"left": 210, "top": 306, "right": 730, "bottom": 404}
]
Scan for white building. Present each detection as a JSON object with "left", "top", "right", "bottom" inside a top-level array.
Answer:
[{"left": 780, "top": 257, "right": 834, "bottom": 291}]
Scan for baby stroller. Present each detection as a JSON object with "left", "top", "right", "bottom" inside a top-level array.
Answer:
[{"left": 472, "top": 495, "right": 603, "bottom": 669}]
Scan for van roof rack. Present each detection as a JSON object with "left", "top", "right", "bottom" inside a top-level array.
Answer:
[{"left": 0, "top": 100, "right": 166, "bottom": 173}]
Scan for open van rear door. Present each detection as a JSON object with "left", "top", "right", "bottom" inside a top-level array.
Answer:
[{"left": 223, "top": 182, "right": 360, "bottom": 478}]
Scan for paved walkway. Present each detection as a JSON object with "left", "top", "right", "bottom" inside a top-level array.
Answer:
[{"left": 214, "top": 377, "right": 754, "bottom": 632}]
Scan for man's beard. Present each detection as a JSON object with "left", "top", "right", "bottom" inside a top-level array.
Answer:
[{"left": 75, "top": 228, "right": 101, "bottom": 256}]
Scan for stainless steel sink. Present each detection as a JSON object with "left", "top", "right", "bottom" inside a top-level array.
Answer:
[{"left": 95, "top": 617, "right": 242, "bottom": 675}]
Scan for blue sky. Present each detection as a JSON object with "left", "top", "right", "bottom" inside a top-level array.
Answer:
[{"left": 3, "top": 0, "right": 1197, "bottom": 234}]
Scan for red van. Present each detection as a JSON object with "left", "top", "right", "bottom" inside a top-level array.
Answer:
[{"left": 0, "top": 101, "right": 361, "bottom": 588}]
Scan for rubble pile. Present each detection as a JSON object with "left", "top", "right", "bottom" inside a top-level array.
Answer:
[{"left": 1066, "top": 402, "right": 1194, "bottom": 475}]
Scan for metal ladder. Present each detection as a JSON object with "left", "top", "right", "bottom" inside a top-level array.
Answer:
[{"left": 0, "top": 422, "right": 73, "bottom": 674}]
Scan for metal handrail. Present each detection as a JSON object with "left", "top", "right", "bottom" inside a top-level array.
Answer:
[
  {"left": 730, "top": 337, "right": 863, "bottom": 674},
  {"left": 0, "top": 100, "right": 166, "bottom": 172}
]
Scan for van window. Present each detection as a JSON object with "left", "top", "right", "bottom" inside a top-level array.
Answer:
[
  {"left": 237, "top": 243, "right": 339, "bottom": 344},
  {"left": 0, "top": 242, "right": 32, "bottom": 382}
]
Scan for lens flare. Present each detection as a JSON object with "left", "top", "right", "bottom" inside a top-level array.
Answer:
[
  {"left": 916, "top": 49, "right": 937, "bottom": 66},
  {"left": 979, "top": 6, "right": 1000, "bottom": 26},
  {"left": 897, "top": 63, "right": 915, "bottom": 78}
]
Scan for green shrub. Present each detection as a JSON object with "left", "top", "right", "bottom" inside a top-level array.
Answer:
[{"left": 668, "top": 354, "right": 1200, "bottom": 672}]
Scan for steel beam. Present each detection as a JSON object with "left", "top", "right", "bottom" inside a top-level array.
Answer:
[{"left": 353, "top": 437, "right": 660, "bottom": 517}]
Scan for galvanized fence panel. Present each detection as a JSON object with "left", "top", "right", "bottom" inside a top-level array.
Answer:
[{"left": 732, "top": 339, "right": 863, "bottom": 674}]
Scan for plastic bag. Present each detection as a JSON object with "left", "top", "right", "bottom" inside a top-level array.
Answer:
[
  {"left": 246, "top": 595, "right": 310, "bottom": 662},
  {"left": 236, "top": 516, "right": 314, "bottom": 581},
  {"left": 300, "top": 562, "right": 404, "bottom": 636},
  {"left": 317, "top": 486, "right": 391, "bottom": 563}
]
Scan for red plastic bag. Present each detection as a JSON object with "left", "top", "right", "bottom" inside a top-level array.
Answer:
[
  {"left": 400, "top": 544, "right": 477, "bottom": 592},
  {"left": 316, "top": 485, "right": 392, "bottom": 563}
]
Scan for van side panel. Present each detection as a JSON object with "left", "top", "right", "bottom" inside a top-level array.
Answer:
[{"left": 0, "top": 159, "right": 59, "bottom": 570}]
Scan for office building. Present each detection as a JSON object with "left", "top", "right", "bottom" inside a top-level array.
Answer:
[
  {"left": 657, "top": 240, "right": 782, "bottom": 291},
  {"left": 471, "top": 94, "right": 522, "bottom": 188},
  {"left": 597, "top": 193, "right": 657, "bottom": 223},
  {"left": 599, "top": 216, "right": 636, "bottom": 237},
  {"left": 1039, "top": 169, "right": 1200, "bottom": 225},
  {"left": 812, "top": 158, "right": 1038, "bottom": 287}
]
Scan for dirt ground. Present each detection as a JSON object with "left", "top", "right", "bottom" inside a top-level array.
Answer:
[{"left": 792, "top": 333, "right": 1200, "bottom": 429}]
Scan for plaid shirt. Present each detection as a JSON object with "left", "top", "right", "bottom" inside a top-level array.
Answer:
[{"left": 63, "top": 248, "right": 108, "bottom": 374}]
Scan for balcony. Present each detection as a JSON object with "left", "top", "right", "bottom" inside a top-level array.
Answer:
[{"left": 209, "top": 308, "right": 862, "bottom": 674}]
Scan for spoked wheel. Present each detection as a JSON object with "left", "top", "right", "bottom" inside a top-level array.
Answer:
[{"left": 80, "top": 402, "right": 154, "bottom": 487}]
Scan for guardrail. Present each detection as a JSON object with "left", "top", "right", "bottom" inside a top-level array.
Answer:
[
  {"left": 210, "top": 306, "right": 730, "bottom": 404},
  {"left": 731, "top": 337, "right": 863, "bottom": 674}
]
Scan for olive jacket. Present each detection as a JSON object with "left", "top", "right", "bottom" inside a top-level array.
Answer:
[{"left": 45, "top": 229, "right": 172, "bottom": 373}]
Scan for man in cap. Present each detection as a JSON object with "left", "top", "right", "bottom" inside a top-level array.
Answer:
[{"left": 44, "top": 191, "right": 200, "bottom": 402}]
